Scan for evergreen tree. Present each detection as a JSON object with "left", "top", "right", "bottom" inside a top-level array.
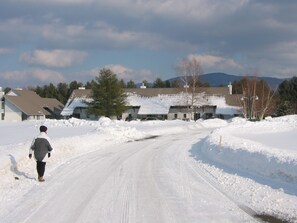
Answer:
[
  {"left": 86, "top": 68, "right": 127, "bottom": 118},
  {"left": 119, "top": 79, "right": 126, "bottom": 88},
  {"left": 165, "top": 80, "right": 171, "bottom": 88},
  {"left": 69, "top": 80, "right": 83, "bottom": 96},
  {"left": 276, "top": 100, "right": 294, "bottom": 116},
  {"left": 35, "top": 86, "right": 44, "bottom": 97},
  {"left": 278, "top": 76, "right": 297, "bottom": 114},
  {"left": 153, "top": 78, "right": 166, "bottom": 88},
  {"left": 56, "top": 82, "right": 69, "bottom": 104},
  {"left": 45, "top": 83, "right": 57, "bottom": 98},
  {"left": 85, "top": 80, "right": 96, "bottom": 89},
  {"left": 126, "top": 80, "right": 136, "bottom": 88}
]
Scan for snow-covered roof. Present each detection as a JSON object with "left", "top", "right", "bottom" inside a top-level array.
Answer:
[
  {"left": 61, "top": 89, "right": 241, "bottom": 116},
  {"left": 127, "top": 93, "right": 210, "bottom": 115},
  {"left": 61, "top": 98, "right": 92, "bottom": 116},
  {"left": 207, "top": 95, "right": 240, "bottom": 115}
]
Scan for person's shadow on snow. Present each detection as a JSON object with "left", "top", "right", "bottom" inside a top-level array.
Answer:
[{"left": 9, "top": 154, "right": 35, "bottom": 180}]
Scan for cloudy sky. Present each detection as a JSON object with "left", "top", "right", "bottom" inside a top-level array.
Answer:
[{"left": 1, "top": 0, "right": 297, "bottom": 88}]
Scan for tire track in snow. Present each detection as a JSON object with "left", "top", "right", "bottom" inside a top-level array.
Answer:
[
  {"left": 154, "top": 130, "right": 258, "bottom": 222},
  {"left": 121, "top": 181, "right": 130, "bottom": 223},
  {"left": 185, "top": 156, "right": 260, "bottom": 221}
]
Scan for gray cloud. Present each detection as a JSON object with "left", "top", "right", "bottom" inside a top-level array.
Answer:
[
  {"left": 0, "top": 48, "right": 14, "bottom": 54},
  {"left": 0, "top": 69, "right": 65, "bottom": 88},
  {"left": 1, "top": 0, "right": 297, "bottom": 85},
  {"left": 20, "top": 50, "right": 88, "bottom": 68}
]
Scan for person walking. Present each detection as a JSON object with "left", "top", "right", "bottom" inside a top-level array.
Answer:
[{"left": 29, "top": 125, "right": 53, "bottom": 182}]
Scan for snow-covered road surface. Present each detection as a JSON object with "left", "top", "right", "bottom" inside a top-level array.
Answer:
[{"left": 2, "top": 129, "right": 257, "bottom": 223}]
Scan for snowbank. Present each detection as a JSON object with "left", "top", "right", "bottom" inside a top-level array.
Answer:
[{"left": 193, "top": 116, "right": 297, "bottom": 186}]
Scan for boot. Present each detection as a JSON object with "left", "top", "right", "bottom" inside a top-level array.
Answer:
[{"left": 38, "top": 176, "right": 45, "bottom": 182}]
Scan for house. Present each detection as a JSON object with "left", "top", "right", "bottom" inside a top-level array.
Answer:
[
  {"left": 60, "top": 88, "right": 94, "bottom": 119},
  {"left": 4, "top": 89, "right": 64, "bottom": 122},
  {"left": 124, "top": 91, "right": 217, "bottom": 121},
  {"left": 61, "top": 85, "right": 242, "bottom": 120}
]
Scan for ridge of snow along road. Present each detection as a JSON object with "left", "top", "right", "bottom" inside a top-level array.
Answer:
[{"left": 197, "top": 116, "right": 297, "bottom": 185}]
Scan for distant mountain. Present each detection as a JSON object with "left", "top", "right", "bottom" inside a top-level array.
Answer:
[
  {"left": 199, "top": 73, "right": 241, "bottom": 86},
  {"left": 168, "top": 73, "right": 286, "bottom": 89},
  {"left": 200, "top": 73, "right": 286, "bottom": 89}
]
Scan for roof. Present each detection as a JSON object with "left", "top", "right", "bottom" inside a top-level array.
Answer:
[
  {"left": 125, "top": 87, "right": 229, "bottom": 97},
  {"left": 66, "top": 87, "right": 230, "bottom": 99},
  {"left": 69, "top": 89, "right": 92, "bottom": 99},
  {"left": 61, "top": 87, "right": 241, "bottom": 116},
  {"left": 42, "top": 98, "right": 65, "bottom": 113},
  {"left": 5, "top": 89, "right": 64, "bottom": 116},
  {"left": 61, "top": 89, "right": 92, "bottom": 116},
  {"left": 225, "top": 94, "right": 243, "bottom": 107},
  {"left": 127, "top": 92, "right": 210, "bottom": 115}
]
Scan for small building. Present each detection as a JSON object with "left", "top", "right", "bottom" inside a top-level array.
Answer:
[{"left": 4, "top": 89, "right": 64, "bottom": 122}]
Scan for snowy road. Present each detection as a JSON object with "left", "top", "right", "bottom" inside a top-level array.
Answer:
[{"left": 3, "top": 129, "right": 257, "bottom": 223}]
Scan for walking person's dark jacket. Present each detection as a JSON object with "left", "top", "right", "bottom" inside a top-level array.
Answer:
[{"left": 29, "top": 132, "right": 53, "bottom": 161}]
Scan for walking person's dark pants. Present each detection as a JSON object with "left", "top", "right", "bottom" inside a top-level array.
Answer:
[{"left": 36, "top": 161, "right": 46, "bottom": 177}]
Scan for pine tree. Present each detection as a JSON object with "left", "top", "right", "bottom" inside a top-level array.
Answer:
[
  {"left": 86, "top": 69, "right": 127, "bottom": 118},
  {"left": 56, "top": 82, "right": 69, "bottom": 104},
  {"left": 153, "top": 78, "right": 166, "bottom": 88},
  {"left": 276, "top": 101, "right": 294, "bottom": 116},
  {"left": 126, "top": 80, "right": 136, "bottom": 88},
  {"left": 278, "top": 76, "right": 297, "bottom": 114}
]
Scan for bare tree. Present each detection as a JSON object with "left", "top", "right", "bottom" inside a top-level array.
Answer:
[
  {"left": 257, "top": 80, "right": 277, "bottom": 120},
  {"left": 240, "top": 77, "right": 276, "bottom": 120},
  {"left": 175, "top": 57, "right": 204, "bottom": 120}
]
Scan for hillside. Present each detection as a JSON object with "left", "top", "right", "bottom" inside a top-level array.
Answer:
[
  {"left": 200, "top": 73, "right": 285, "bottom": 89},
  {"left": 167, "top": 73, "right": 286, "bottom": 89}
]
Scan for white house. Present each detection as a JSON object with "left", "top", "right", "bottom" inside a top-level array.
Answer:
[{"left": 3, "top": 89, "right": 64, "bottom": 122}]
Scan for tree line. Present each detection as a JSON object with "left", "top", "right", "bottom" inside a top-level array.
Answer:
[{"left": 2, "top": 75, "right": 209, "bottom": 105}]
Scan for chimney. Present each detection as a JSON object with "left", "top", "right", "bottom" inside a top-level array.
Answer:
[
  {"left": 227, "top": 82, "right": 232, "bottom": 95},
  {"left": 140, "top": 83, "right": 146, "bottom": 89}
]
